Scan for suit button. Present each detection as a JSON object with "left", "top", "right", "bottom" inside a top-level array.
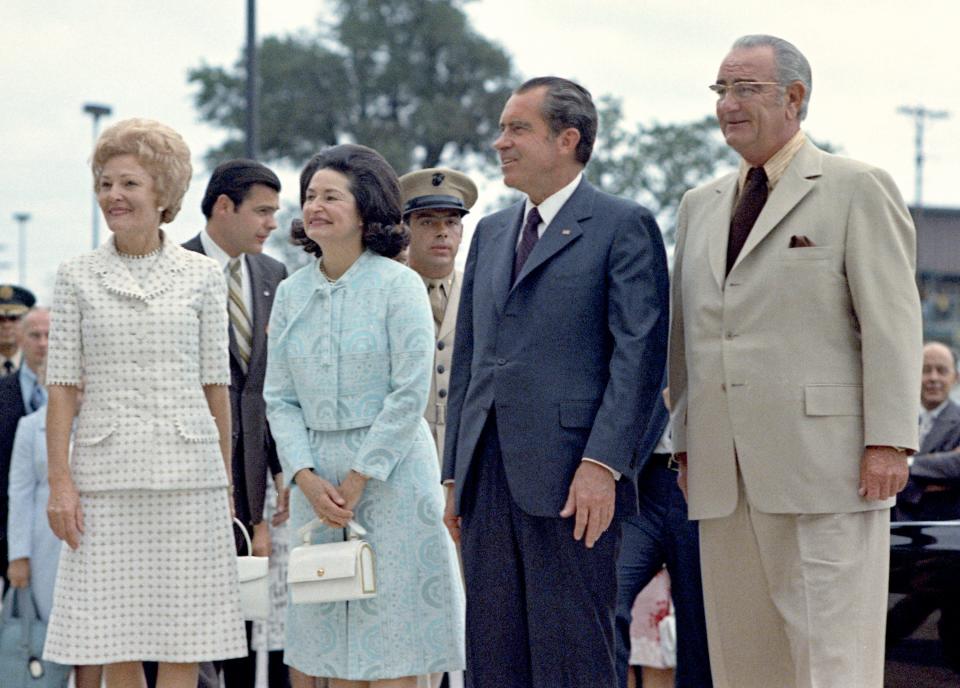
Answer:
[
  {"left": 437, "top": 364, "right": 445, "bottom": 374},
  {"left": 721, "top": 383, "right": 726, "bottom": 392},
  {"left": 497, "top": 358, "right": 506, "bottom": 366},
  {"left": 725, "top": 331, "right": 736, "bottom": 340},
  {"left": 438, "top": 389, "right": 447, "bottom": 398},
  {"left": 437, "top": 341, "right": 445, "bottom": 351}
]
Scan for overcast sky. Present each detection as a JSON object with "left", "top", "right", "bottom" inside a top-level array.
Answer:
[{"left": 3, "top": 0, "right": 958, "bottom": 302}]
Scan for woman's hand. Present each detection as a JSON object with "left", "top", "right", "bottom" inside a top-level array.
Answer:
[
  {"left": 338, "top": 471, "right": 369, "bottom": 517},
  {"left": 296, "top": 469, "right": 353, "bottom": 528},
  {"left": 47, "top": 478, "right": 84, "bottom": 550}
]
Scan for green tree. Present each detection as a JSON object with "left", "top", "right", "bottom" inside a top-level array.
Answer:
[
  {"left": 189, "top": 0, "right": 515, "bottom": 173},
  {"left": 588, "top": 97, "right": 739, "bottom": 242}
]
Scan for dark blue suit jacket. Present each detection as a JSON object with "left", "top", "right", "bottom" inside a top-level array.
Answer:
[
  {"left": 635, "top": 377, "right": 670, "bottom": 474},
  {"left": 442, "top": 177, "right": 669, "bottom": 517}
]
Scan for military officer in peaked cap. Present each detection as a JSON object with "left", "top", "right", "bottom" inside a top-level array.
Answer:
[
  {"left": 401, "top": 168, "right": 479, "bottom": 471},
  {"left": 0, "top": 284, "right": 36, "bottom": 376}
]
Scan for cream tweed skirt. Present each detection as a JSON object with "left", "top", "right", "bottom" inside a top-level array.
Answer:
[{"left": 43, "top": 487, "right": 246, "bottom": 665}]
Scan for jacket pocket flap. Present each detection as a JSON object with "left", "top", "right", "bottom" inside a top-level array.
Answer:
[
  {"left": 74, "top": 419, "right": 118, "bottom": 445},
  {"left": 175, "top": 415, "right": 220, "bottom": 442},
  {"left": 804, "top": 384, "right": 863, "bottom": 416},
  {"left": 288, "top": 541, "right": 363, "bottom": 583},
  {"left": 559, "top": 401, "right": 599, "bottom": 429},
  {"left": 237, "top": 556, "right": 268, "bottom": 583}
]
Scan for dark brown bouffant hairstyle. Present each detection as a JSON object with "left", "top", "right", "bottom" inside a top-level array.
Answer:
[{"left": 290, "top": 144, "right": 408, "bottom": 259}]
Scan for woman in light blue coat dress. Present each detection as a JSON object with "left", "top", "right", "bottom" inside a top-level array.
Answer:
[{"left": 264, "top": 145, "right": 465, "bottom": 687}]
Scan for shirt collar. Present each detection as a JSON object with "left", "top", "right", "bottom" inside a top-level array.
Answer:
[
  {"left": 200, "top": 228, "right": 235, "bottom": 272},
  {"left": 19, "top": 360, "right": 37, "bottom": 385},
  {"left": 921, "top": 398, "right": 952, "bottom": 421},
  {"left": 421, "top": 271, "right": 454, "bottom": 292},
  {"left": 738, "top": 129, "right": 806, "bottom": 193},
  {"left": 524, "top": 172, "right": 583, "bottom": 229}
]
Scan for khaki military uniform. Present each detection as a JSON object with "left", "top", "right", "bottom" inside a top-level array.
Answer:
[{"left": 424, "top": 270, "right": 461, "bottom": 463}]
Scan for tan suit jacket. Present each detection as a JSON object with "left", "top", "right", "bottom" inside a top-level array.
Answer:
[
  {"left": 425, "top": 270, "right": 461, "bottom": 463},
  {"left": 669, "top": 140, "right": 922, "bottom": 519}
]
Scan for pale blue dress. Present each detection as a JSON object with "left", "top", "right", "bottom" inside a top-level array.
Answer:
[{"left": 264, "top": 250, "right": 465, "bottom": 680}]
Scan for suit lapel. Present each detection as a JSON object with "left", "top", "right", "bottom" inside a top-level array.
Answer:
[
  {"left": 247, "top": 255, "right": 270, "bottom": 362},
  {"left": 729, "top": 140, "right": 823, "bottom": 274},
  {"left": 921, "top": 402, "right": 960, "bottom": 454},
  {"left": 491, "top": 203, "right": 525, "bottom": 318},
  {"left": 439, "top": 270, "right": 461, "bottom": 341},
  {"left": 707, "top": 177, "right": 738, "bottom": 289},
  {"left": 510, "top": 178, "right": 592, "bottom": 292}
]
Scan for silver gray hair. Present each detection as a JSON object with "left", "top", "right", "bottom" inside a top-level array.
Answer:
[{"left": 732, "top": 34, "right": 811, "bottom": 121}]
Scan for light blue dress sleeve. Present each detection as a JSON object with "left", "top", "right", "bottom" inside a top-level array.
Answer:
[
  {"left": 351, "top": 270, "right": 435, "bottom": 481},
  {"left": 264, "top": 281, "right": 316, "bottom": 481},
  {"left": 7, "top": 414, "right": 38, "bottom": 561}
]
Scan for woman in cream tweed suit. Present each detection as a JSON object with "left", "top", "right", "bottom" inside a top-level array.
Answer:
[
  {"left": 43, "top": 119, "right": 246, "bottom": 688},
  {"left": 265, "top": 145, "right": 465, "bottom": 687}
]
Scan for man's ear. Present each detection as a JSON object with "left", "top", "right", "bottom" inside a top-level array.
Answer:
[
  {"left": 558, "top": 127, "right": 582, "bottom": 157},
  {"left": 785, "top": 81, "right": 805, "bottom": 121},
  {"left": 213, "top": 193, "right": 236, "bottom": 216}
]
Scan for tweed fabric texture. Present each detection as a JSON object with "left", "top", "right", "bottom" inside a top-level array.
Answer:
[
  {"left": 46, "top": 232, "right": 231, "bottom": 492},
  {"left": 43, "top": 487, "right": 246, "bottom": 664}
]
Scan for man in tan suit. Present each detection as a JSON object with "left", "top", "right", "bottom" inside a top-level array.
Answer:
[
  {"left": 669, "top": 34, "right": 922, "bottom": 687},
  {"left": 400, "top": 168, "right": 478, "bottom": 463}
]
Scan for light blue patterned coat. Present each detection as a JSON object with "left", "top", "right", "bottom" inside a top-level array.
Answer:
[{"left": 264, "top": 251, "right": 465, "bottom": 680}]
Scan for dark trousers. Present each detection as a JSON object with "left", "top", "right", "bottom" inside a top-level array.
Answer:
[
  {"left": 460, "top": 415, "right": 620, "bottom": 688},
  {"left": 614, "top": 456, "right": 712, "bottom": 688}
]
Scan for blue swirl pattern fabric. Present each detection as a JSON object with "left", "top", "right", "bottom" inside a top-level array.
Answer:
[{"left": 265, "top": 251, "right": 465, "bottom": 680}]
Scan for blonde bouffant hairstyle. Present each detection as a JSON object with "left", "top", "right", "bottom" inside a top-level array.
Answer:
[{"left": 92, "top": 118, "right": 193, "bottom": 225}]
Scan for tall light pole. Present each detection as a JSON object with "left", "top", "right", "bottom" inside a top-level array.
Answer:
[
  {"left": 245, "top": 0, "right": 259, "bottom": 159},
  {"left": 897, "top": 105, "right": 949, "bottom": 209},
  {"left": 12, "top": 213, "right": 30, "bottom": 285},
  {"left": 84, "top": 103, "right": 113, "bottom": 248}
]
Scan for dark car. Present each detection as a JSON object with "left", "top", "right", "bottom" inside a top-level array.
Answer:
[{"left": 886, "top": 520, "right": 960, "bottom": 686}]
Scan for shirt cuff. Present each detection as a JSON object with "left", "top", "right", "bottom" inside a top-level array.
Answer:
[{"left": 582, "top": 458, "right": 621, "bottom": 481}]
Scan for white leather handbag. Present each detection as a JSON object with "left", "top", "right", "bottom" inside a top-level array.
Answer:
[
  {"left": 234, "top": 518, "right": 270, "bottom": 620},
  {"left": 288, "top": 518, "right": 376, "bottom": 604}
]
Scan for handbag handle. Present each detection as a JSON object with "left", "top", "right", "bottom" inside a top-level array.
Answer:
[
  {"left": 298, "top": 517, "right": 367, "bottom": 544},
  {"left": 233, "top": 517, "right": 254, "bottom": 555}
]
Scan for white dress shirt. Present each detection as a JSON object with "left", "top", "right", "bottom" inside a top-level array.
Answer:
[{"left": 200, "top": 229, "right": 253, "bottom": 318}]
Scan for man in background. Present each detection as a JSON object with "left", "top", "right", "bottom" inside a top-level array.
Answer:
[
  {"left": 0, "top": 307, "right": 49, "bottom": 592},
  {"left": 400, "top": 167, "right": 478, "bottom": 464},
  {"left": 184, "top": 159, "right": 287, "bottom": 688},
  {"left": 0, "top": 285, "right": 36, "bottom": 376}
]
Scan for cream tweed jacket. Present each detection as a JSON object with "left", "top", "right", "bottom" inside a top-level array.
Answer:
[{"left": 47, "top": 233, "right": 231, "bottom": 492}]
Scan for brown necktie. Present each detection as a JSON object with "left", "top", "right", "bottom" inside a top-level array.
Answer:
[
  {"left": 513, "top": 206, "right": 542, "bottom": 283},
  {"left": 726, "top": 166, "right": 768, "bottom": 275},
  {"left": 427, "top": 280, "right": 447, "bottom": 327}
]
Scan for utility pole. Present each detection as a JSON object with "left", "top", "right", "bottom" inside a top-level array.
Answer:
[
  {"left": 897, "top": 105, "right": 949, "bottom": 209},
  {"left": 245, "top": 0, "right": 259, "bottom": 159},
  {"left": 12, "top": 213, "right": 30, "bottom": 285},
  {"left": 84, "top": 103, "right": 113, "bottom": 248}
]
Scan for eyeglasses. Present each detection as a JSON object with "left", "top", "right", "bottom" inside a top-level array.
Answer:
[{"left": 709, "top": 82, "right": 782, "bottom": 100}]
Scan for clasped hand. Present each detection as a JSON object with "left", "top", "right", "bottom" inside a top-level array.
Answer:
[{"left": 298, "top": 469, "right": 368, "bottom": 528}]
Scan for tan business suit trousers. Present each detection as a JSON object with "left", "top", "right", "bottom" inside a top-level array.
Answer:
[{"left": 699, "top": 475, "right": 889, "bottom": 688}]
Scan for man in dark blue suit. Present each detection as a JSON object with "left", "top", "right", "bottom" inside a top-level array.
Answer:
[
  {"left": 442, "top": 76, "right": 669, "bottom": 688},
  {"left": 614, "top": 384, "right": 712, "bottom": 688}
]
